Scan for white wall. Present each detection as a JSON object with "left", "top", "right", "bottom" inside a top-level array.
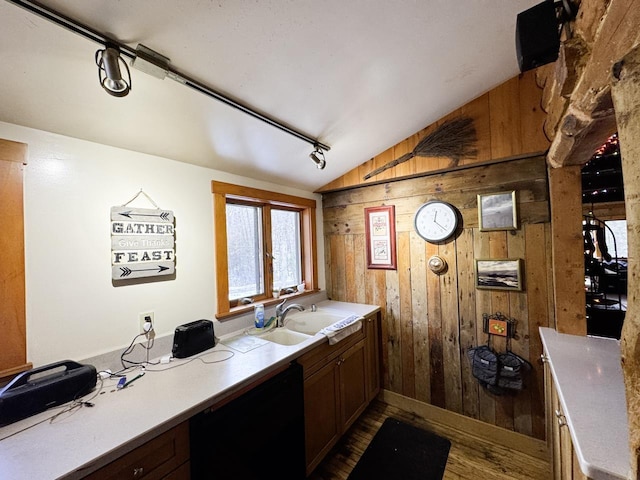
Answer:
[{"left": 0, "top": 121, "right": 324, "bottom": 367}]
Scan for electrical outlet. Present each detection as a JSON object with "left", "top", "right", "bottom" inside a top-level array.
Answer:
[{"left": 139, "top": 311, "right": 154, "bottom": 335}]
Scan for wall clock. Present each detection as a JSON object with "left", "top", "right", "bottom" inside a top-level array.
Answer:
[{"left": 414, "top": 200, "right": 459, "bottom": 243}]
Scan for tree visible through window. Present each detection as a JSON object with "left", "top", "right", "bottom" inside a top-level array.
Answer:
[
  {"left": 225, "top": 204, "right": 302, "bottom": 300},
  {"left": 605, "top": 220, "right": 628, "bottom": 258},
  {"left": 212, "top": 181, "right": 317, "bottom": 317},
  {"left": 271, "top": 209, "right": 302, "bottom": 291},
  {"left": 226, "top": 203, "right": 264, "bottom": 300}
]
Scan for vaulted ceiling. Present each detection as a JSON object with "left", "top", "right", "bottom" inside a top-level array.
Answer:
[{"left": 0, "top": 0, "right": 541, "bottom": 191}]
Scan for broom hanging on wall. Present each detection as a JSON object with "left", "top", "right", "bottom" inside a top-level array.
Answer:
[{"left": 363, "top": 116, "right": 478, "bottom": 180}]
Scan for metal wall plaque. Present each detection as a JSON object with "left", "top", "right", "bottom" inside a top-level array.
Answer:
[{"left": 110, "top": 206, "right": 175, "bottom": 280}]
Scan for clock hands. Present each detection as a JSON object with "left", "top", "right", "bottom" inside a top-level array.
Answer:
[{"left": 432, "top": 210, "right": 446, "bottom": 231}]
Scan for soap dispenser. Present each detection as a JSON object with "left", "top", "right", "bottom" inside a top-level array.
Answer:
[{"left": 254, "top": 304, "right": 265, "bottom": 329}]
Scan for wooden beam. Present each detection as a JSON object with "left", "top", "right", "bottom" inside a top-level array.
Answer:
[
  {"left": 542, "top": 0, "right": 640, "bottom": 167},
  {"left": 611, "top": 41, "right": 640, "bottom": 480},
  {"left": 548, "top": 165, "right": 587, "bottom": 335}
]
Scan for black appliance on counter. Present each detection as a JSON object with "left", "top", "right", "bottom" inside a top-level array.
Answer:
[
  {"left": 172, "top": 319, "right": 216, "bottom": 358},
  {"left": 0, "top": 360, "right": 97, "bottom": 426},
  {"left": 190, "top": 362, "right": 305, "bottom": 479}
]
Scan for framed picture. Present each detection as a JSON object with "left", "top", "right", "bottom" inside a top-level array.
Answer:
[
  {"left": 365, "top": 205, "right": 397, "bottom": 270},
  {"left": 482, "top": 312, "right": 516, "bottom": 338},
  {"left": 475, "top": 258, "right": 523, "bottom": 291},
  {"left": 478, "top": 191, "right": 517, "bottom": 231}
]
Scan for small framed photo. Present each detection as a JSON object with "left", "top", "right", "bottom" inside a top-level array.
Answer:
[
  {"left": 475, "top": 258, "right": 523, "bottom": 291},
  {"left": 482, "top": 312, "right": 516, "bottom": 338},
  {"left": 478, "top": 191, "right": 517, "bottom": 231},
  {"left": 487, "top": 317, "right": 508, "bottom": 337},
  {"left": 364, "top": 205, "right": 397, "bottom": 270}
]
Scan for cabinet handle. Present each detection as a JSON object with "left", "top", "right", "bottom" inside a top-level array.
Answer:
[
  {"left": 336, "top": 358, "right": 344, "bottom": 366},
  {"left": 554, "top": 409, "right": 567, "bottom": 427},
  {"left": 133, "top": 467, "right": 144, "bottom": 477},
  {"left": 540, "top": 354, "right": 549, "bottom": 363}
]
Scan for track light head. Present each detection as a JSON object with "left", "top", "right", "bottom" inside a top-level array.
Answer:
[
  {"left": 95, "top": 46, "right": 131, "bottom": 97},
  {"left": 310, "top": 145, "right": 326, "bottom": 170}
]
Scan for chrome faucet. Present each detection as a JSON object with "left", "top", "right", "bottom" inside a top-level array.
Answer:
[{"left": 275, "top": 299, "right": 305, "bottom": 327}]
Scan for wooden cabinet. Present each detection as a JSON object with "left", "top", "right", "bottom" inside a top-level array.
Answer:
[
  {"left": 299, "top": 311, "right": 380, "bottom": 476},
  {"left": 82, "top": 422, "right": 189, "bottom": 480},
  {"left": 0, "top": 139, "right": 29, "bottom": 379},
  {"left": 81, "top": 310, "right": 381, "bottom": 480},
  {"left": 544, "top": 353, "right": 590, "bottom": 480}
]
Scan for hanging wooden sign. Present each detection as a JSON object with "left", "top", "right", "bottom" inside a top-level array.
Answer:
[{"left": 111, "top": 205, "right": 175, "bottom": 280}]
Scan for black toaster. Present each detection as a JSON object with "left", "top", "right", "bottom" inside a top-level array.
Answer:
[{"left": 172, "top": 319, "right": 216, "bottom": 358}]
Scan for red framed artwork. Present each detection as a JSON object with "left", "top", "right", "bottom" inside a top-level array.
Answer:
[{"left": 364, "top": 205, "right": 397, "bottom": 270}]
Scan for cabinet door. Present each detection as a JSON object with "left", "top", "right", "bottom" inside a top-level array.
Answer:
[
  {"left": 160, "top": 461, "right": 189, "bottom": 480},
  {"left": 304, "top": 359, "right": 340, "bottom": 474},
  {"left": 543, "top": 352, "right": 561, "bottom": 480},
  {"left": 0, "top": 141, "right": 28, "bottom": 378},
  {"left": 339, "top": 338, "right": 367, "bottom": 430},
  {"left": 364, "top": 313, "right": 381, "bottom": 402},
  {"left": 548, "top": 365, "right": 590, "bottom": 480},
  {"left": 551, "top": 377, "right": 563, "bottom": 480}
]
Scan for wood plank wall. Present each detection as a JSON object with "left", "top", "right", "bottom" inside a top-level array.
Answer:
[
  {"left": 317, "top": 71, "right": 547, "bottom": 193},
  {"left": 323, "top": 156, "right": 553, "bottom": 439},
  {"left": 320, "top": 72, "right": 553, "bottom": 439}
]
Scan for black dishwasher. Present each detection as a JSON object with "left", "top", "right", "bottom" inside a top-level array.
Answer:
[{"left": 190, "top": 362, "right": 305, "bottom": 479}]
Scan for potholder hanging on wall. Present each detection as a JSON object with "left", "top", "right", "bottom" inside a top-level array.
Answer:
[
  {"left": 496, "top": 351, "right": 531, "bottom": 391},
  {"left": 467, "top": 345, "right": 531, "bottom": 395},
  {"left": 467, "top": 345, "right": 499, "bottom": 387}
]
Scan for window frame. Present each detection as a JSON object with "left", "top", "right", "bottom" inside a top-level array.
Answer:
[{"left": 212, "top": 181, "right": 318, "bottom": 319}]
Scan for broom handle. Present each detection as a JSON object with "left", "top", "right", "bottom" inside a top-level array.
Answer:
[{"left": 363, "top": 152, "right": 414, "bottom": 180}]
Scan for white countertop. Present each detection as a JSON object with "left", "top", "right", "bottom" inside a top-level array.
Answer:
[
  {"left": 0, "top": 300, "right": 379, "bottom": 480},
  {"left": 539, "top": 327, "right": 631, "bottom": 480}
]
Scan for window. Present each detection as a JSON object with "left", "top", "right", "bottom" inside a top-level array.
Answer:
[
  {"left": 226, "top": 203, "right": 265, "bottom": 300},
  {"left": 212, "top": 181, "right": 318, "bottom": 318},
  {"left": 605, "top": 220, "right": 628, "bottom": 258},
  {"left": 271, "top": 208, "right": 302, "bottom": 291}
]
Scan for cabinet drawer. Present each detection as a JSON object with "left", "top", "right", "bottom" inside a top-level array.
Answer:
[{"left": 83, "top": 422, "right": 189, "bottom": 480}]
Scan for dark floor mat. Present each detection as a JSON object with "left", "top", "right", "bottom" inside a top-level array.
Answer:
[{"left": 347, "top": 417, "right": 451, "bottom": 480}]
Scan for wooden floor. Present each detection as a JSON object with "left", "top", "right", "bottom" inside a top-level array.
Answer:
[{"left": 308, "top": 399, "right": 551, "bottom": 480}]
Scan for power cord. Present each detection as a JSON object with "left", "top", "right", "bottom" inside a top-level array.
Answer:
[
  {"left": 0, "top": 376, "right": 105, "bottom": 441},
  {"left": 144, "top": 349, "right": 235, "bottom": 372},
  {"left": 1, "top": 343, "right": 234, "bottom": 440},
  {"left": 120, "top": 332, "right": 160, "bottom": 370}
]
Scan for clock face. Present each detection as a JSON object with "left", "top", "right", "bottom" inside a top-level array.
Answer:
[{"left": 414, "top": 201, "right": 459, "bottom": 243}]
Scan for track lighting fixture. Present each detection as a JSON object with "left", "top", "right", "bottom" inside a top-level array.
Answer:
[
  {"left": 95, "top": 46, "right": 131, "bottom": 97},
  {"left": 310, "top": 145, "right": 326, "bottom": 170},
  {"left": 9, "top": 1, "right": 331, "bottom": 156}
]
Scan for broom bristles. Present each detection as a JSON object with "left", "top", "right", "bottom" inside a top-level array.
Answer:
[{"left": 363, "top": 116, "right": 477, "bottom": 181}]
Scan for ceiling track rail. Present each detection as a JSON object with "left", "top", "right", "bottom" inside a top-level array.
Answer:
[{"left": 6, "top": 0, "right": 331, "bottom": 152}]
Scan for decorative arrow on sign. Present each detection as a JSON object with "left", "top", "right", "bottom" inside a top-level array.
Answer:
[
  {"left": 118, "top": 211, "right": 172, "bottom": 221},
  {"left": 120, "top": 265, "right": 171, "bottom": 277}
]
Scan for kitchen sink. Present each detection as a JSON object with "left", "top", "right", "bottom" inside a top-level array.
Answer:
[
  {"left": 259, "top": 328, "right": 312, "bottom": 346},
  {"left": 285, "top": 309, "right": 352, "bottom": 335}
]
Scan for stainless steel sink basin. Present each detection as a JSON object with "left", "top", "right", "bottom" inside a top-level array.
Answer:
[
  {"left": 285, "top": 309, "right": 352, "bottom": 335},
  {"left": 259, "top": 328, "right": 312, "bottom": 346}
]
